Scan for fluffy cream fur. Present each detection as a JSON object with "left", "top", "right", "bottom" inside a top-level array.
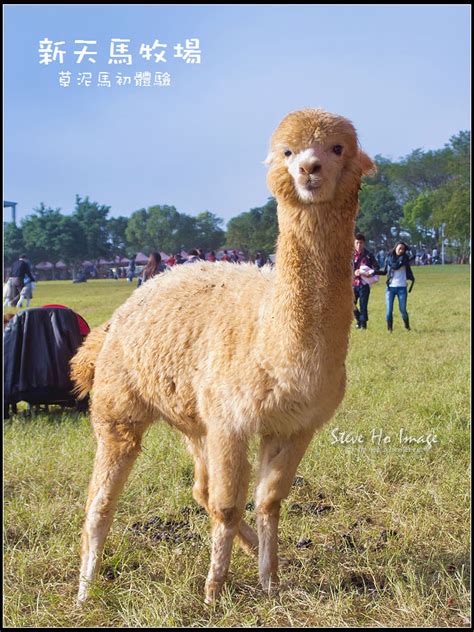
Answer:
[{"left": 71, "top": 107, "right": 375, "bottom": 604}]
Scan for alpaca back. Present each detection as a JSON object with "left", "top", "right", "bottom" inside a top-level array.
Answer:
[
  {"left": 89, "top": 262, "right": 273, "bottom": 434},
  {"left": 70, "top": 263, "right": 272, "bottom": 418}
]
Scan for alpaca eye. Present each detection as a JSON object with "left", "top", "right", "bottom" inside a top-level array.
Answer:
[
  {"left": 332, "top": 145, "right": 343, "bottom": 156},
  {"left": 284, "top": 150, "right": 292, "bottom": 157}
]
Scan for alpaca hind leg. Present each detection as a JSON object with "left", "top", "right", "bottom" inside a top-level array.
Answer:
[
  {"left": 255, "top": 428, "right": 314, "bottom": 593},
  {"left": 186, "top": 436, "right": 258, "bottom": 558},
  {"left": 78, "top": 418, "right": 150, "bottom": 603},
  {"left": 236, "top": 519, "right": 259, "bottom": 557},
  {"left": 204, "top": 431, "right": 251, "bottom": 603}
]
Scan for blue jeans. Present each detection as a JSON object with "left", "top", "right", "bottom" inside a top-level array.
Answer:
[
  {"left": 353, "top": 284, "right": 371, "bottom": 323},
  {"left": 386, "top": 286, "right": 408, "bottom": 320}
]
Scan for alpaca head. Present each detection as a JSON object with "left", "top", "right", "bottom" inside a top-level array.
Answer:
[{"left": 265, "top": 108, "right": 375, "bottom": 208}]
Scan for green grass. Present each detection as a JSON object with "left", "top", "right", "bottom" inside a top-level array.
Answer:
[{"left": 4, "top": 266, "right": 471, "bottom": 627}]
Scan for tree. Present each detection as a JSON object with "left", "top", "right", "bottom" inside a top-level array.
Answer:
[
  {"left": 193, "top": 211, "right": 225, "bottom": 252},
  {"left": 398, "top": 131, "right": 470, "bottom": 252},
  {"left": 125, "top": 205, "right": 226, "bottom": 254},
  {"left": 431, "top": 131, "right": 470, "bottom": 259},
  {"left": 21, "top": 204, "right": 63, "bottom": 266},
  {"left": 4, "top": 222, "right": 25, "bottom": 266},
  {"left": 126, "top": 205, "right": 184, "bottom": 254},
  {"left": 73, "top": 195, "right": 111, "bottom": 260},
  {"left": 146, "top": 205, "right": 185, "bottom": 253},
  {"left": 439, "top": 184, "right": 470, "bottom": 260},
  {"left": 402, "top": 191, "right": 437, "bottom": 244},
  {"left": 226, "top": 198, "right": 278, "bottom": 257},
  {"left": 125, "top": 208, "right": 149, "bottom": 254},
  {"left": 107, "top": 216, "right": 129, "bottom": 256},
  {"left": 446, "top": 130, "right": 470, "bottom": 185},
  {"left": 56, "top": 216, "right": 87, "bottom": 277},
  {"left": 355, "top": 155, "right": 403, "bottom": 245},
  {"left": 389, "top": 147, "right": 453, "bottom": 205},
  {"left": 357, "top": 183, "right": 402, "bottom": 246},
  {"left": 20, "top": 204, "right": 87, "bottom": 278}
]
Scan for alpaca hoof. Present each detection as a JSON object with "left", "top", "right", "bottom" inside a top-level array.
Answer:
[
  {"left": 204, "top": 579, "right": 223, "bottom": 605},
  {"left": 264, "top": 582, "right": 280, "bottom": 598},
  {"left": 77, "top": 578, "right": 93, "bottom": 606},
  {"left": 260, "top": 575, "right": 280, "bottom": 596}
]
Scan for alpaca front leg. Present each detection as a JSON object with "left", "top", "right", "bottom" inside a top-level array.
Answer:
[
  {"left": 78, "top": 422, "right": 148, "bottom": 604},
  {"left": 204, "top": 431, "right": 250, "bottom": 604},
  {"left": 255, "top": 428, "right": 314, "bottom": 593}
]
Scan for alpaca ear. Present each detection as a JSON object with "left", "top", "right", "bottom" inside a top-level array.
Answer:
[
  {"left": 263, "top": 150, "right": 275, "bottom": 166},
  {"left": 358, "top": 150, "right": 377, "bottom": 176}
]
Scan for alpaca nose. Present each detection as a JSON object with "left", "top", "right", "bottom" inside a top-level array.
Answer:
[{"left": 299, "top": 160, "right": 321, "bottom": 175}]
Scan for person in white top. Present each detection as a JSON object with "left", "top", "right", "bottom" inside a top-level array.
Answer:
[{"left": 378, "top": 241, "right": 415, "bottom": 332}]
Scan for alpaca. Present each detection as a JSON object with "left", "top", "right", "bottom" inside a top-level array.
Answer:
[{"left": 71, "top": 108, "right": 375, "bottom": 604}]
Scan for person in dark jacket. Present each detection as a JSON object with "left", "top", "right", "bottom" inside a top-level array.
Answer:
[
  {"left": 352, "top": 234, "right": 378, "bottom": 329},
  {"left": 378, "top": 241, "right": 415, "bottom": 332},
  {"left": 8, "top": 255, "right": 36, "bottom": 307}
]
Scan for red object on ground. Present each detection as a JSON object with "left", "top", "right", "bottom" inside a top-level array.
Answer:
[{"left": 40, "top": 304, "right": 91, "bottom": 336}]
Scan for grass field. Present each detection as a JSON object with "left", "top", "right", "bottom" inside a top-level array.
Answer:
[{"left": 3, "top": 265, "right": 471, "bottom": 627}]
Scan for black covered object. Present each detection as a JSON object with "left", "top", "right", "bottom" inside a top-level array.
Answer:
[{"left": 4, "top": 307, "right": 84, "bottom": 407}]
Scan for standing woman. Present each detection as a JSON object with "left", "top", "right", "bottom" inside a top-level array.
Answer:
[
  {"left": 139, "top": 252, "right": 168, "bottom": 286},
  {"left": 379, "top": 241, "right": 415, "bottom": 332}
]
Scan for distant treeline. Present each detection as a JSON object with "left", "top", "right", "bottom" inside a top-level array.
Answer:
[{"left": 4, "top": 130, "right": 470, "bottom": 265}]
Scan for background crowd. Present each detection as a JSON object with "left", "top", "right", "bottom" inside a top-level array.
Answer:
[
  {"left": 4, "top": 249, "right": 268, "bottom": 309},
  {"left": 6, "top": 235, "right": 419, "bottom": 337}
]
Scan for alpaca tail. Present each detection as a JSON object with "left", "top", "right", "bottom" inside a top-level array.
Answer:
[{"left": 70, "top": 321, "right": 110, "bottom": 399}]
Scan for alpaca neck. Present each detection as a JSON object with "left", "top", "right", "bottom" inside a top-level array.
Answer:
[{"left": 265, "top": 198, "right": 355, "bottom": 361}]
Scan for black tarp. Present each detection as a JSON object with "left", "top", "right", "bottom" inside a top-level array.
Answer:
[{"left": 4, "top": 307, "right": 84, "bottom": 407}]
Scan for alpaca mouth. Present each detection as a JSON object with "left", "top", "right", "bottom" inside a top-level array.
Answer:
[
  {"left": 297, "top": 182, "right": 322, "bottom": 203},
  {"left": 303, "top": 181, "right": 321, "bottom": 194},
  {"left": 296, "top": 179, "right": 324, "bottom": 203}
]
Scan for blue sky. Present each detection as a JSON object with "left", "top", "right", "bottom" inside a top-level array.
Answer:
[{"left": 4, "top": 4, "right": 471, "bottom": 226}]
